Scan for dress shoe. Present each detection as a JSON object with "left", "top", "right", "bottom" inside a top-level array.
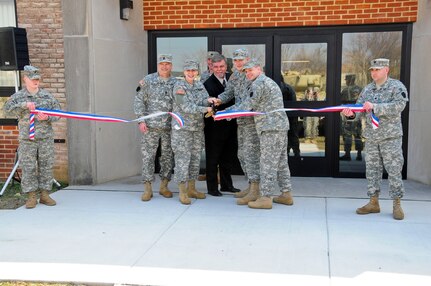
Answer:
[
  {"left": 208, "top": 190, "right": 223, "bottom": 197},
  {"left": 220, "top": 187, "right": 240, "bottom": 193}
]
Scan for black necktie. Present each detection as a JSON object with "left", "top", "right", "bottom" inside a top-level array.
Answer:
[{"left": 222, "top": 79, "right": 226, "bottom": 87}]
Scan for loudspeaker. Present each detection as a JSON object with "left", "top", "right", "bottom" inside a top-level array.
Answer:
[{"left": 0, "top": 27, "right": 29, "bottom": 71}]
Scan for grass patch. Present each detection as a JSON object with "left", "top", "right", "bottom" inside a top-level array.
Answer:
[{"left": 0, "top": 181, "right": 68, "bottom": 210}]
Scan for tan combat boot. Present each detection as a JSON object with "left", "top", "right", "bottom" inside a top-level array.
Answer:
[
  {"left": 159, "top": 178, "right": 173, "bottom": 198},
  {"left": 236, "top": 182, "right": 259, "bottom": 205},
  {"left": 273, "top": 191, "right": 294, "bottom": 205},
  {"left": 179, "top": 182, "right": 191, "bottom": 205},
  {"left": 248, "top": 195, "right": 273, "bottom": 209},
  {"left": 356, "top": 195, "right": 380, "bottom": 214},
  {"left": 393, "top": 198, "right": 404, "bottom": 220},
  {"left": 141, "top": 182, "right": 153, "bottom": 201},
  {"left": 187, "top": 180, "right": 206, "bottom": 199},
  {"left": 198, "top": 174, "right": 206, "bottom": 181},
  {"left": 234, "top": 184, "right": 250, "bottom": 198},
  {"left": 25, "top": 191, "right": 37, "bottom": 209},
  {"left": 39, "top": 190, "right": 56, "bottom": 206}
]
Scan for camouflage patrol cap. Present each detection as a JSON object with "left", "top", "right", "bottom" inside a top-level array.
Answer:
[
  {"left": 207, "top": 51, "right": 220, "bottom": 59},
  {"left": 158, "top": 54, "right": 173, "bottom": 64},
  {"left": 183, "top": 59, "right": 200, "bottom": 71},
  {"left": 23, "top": 65, "right": 41, "bottom": 79},
  {"left": 345, "top": 74, "right": 356, "bottom": 81},
  {"left": 242, "top": 58, "right": 261, "bottom": 70},
  {"left": 233, "top": 48, "right": 249, "bottom": 60},
  {"left": 369, "top": 58, "right": 390, "bottom": 69}
]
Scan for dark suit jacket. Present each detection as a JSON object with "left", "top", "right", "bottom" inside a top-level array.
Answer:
[{"left": 203, "top": 73, "right": 235, "bottom": 129}]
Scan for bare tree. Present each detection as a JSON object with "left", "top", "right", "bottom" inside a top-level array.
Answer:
[{"left": 342, "top": 31, "right": 402, "bottom": 86}]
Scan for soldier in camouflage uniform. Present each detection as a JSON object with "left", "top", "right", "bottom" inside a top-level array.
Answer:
[
  {"left": 340, "top": 74, "right": 363, "bottom": 161},
  {"left": 303, "top": 86, "right": 320, "bottom": 144},
  {"left": 342, "top": 58, "right": 408, "bottom": 220},
  {"left": 134, "top": 54, "right": 176, "bottom": 202},
  {"left": 215, "top": 48, "right": 261, "bottom": 205},
  {"left": 172, "top": 60, "right": 213, "bottom": 204},
  {"left": 3, "top": 65, "right": 60, "bottom": 209},
  {"left": 224, "top": 59, "right": 294, "bottom": 209},
  {"left": 200, "top": 51, "right": 220, "bottom": 83}
]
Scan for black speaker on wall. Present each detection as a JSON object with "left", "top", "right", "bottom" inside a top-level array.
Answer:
[{"left": 0, "top": 27, "right": 30, "bottom": 71}]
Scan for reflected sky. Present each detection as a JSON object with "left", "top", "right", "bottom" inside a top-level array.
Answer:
[{"left": 157, "top": 37, "right": 207, "bottom": 73}]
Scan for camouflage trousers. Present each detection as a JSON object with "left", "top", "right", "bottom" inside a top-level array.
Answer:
[
  {"left": 140, "top": 128, "right": 173, "bottom": 182},
  {"left": 171, "top": 129, "right": 204, "bottom": 182},
  {"left": 341, "top": 120, "right": 363, "bottom": 152},
  {"left": 259, "top": 131, "right": 293, "bottom": 196},
  {"left": 304, "top": 116, "right": 319, "bottom": 139},
  {"left": 365, "top": 137, "right": 404, "bottom": 199},
  {"left": 237, "top": 123, "right": 260, "bottom": 183},
  {"left": 18, "top": 138, "right": 54, "bottom": 193}
]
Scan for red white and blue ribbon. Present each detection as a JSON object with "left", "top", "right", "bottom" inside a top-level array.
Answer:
[
  {"left": 214, "top": 104, "right": 379, "bottom": 128},
  {"left": 29, "top": 113, "right": 35, "bottom": 140},
  {"left": 30, "top": 108, "right": 184, "bottom": 127},
  {"left": 212, "top": 110, "right": 265, "bottom": 121},
  {"left": 371, "top": 111, "right": 379, "bottom": 129}
]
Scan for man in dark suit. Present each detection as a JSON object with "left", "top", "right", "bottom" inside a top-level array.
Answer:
[{"left": 203, "top": 54, "right": 240, "bottom": 196}]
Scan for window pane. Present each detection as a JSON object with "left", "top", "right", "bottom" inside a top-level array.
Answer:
[
  {"left": 281, "top": 43, "right": 327, "bottom": 101},
  {"left": 0, "top": 0, "right": 17, "bottom": 119},
  {"left": 298, "top": 115, "right": 326, "bottom": 157},
  {"left": 157, "top": 37, "right": 207, "bottom": 78},
  {"left": 339, "top": 31, "right": 402, "bottom": 172},
  {"left": 0, "top": 0, "right": 16, "bottom": 27},
  {"left": 221, "top": 44, "right": 265, "bottom": 73}
]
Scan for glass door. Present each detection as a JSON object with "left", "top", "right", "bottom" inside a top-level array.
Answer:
[
  {"left": 274, "top": 34, "right": 337, "bottom": 176},
  {"left": 214, "top": 36, "right": 272, "bottom": 175},
  {"left": 338, "top": 31, "right": 403, "bottom": 177},
  {"left": 214, "top": 36, "right": 273, "bottom": 78}
]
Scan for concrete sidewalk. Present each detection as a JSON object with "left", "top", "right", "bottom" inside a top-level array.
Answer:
[{"left": 1, "top": 176, "right": 431, "bottom": 286}]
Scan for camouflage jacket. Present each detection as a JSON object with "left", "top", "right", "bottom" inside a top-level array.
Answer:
[
  {"left": 341, "top": 84, "right": 363, "bottom": 123},
  {"left": 218, "top": 69, "right": 253, "bottom": 125},
  {"left": 3, "top": 88, "right": 60, "bottom": 140},
  {"left": 341, "top": 84, "right": 362, "bottom": 103},
  {"left": 200, "top": 70, "right": 211, "bottom": 83},
  {"left": 134, "top": 72, "right": 176, "bottom": 130},
  {"left": 173, "top": 78, "right": 209, "bottom": 131},
  {"left": 356, "top": 77, "right": 408, "bottom": 140},
  {"left": 227, "top": 74, "right": 289, "bottom": 133}
]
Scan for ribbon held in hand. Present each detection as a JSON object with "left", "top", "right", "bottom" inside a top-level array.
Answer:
[
  {"left": 30, "top": 108, "right": 185, "bottom": 128},
  {"left": 29, "top": 113, "right": 35, "bottom": 140},
  {"left": 213, "top": 104, "right": 379, "bottom": 129}
]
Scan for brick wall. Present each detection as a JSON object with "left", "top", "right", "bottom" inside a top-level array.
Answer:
[
  {"left": 143, "top": 0, "right": 418, "bottom": 30},
  {"left": 0, "top": 0, "right": 68, "bottom": 182},
  {"left": 0, "top": 126, "right": 19, "bottom": 181}
]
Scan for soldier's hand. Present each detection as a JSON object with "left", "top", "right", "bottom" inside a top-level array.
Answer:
[
  {"left": 37, "top": 112, "right": 49, "bottom": 121},
  {"left": 341, "top": 108, "right": 354, "bottom": 117},
  {"left": 176, "top": 88, "right": 185, "bottom": 95},
  {"left": 363, "top": 101, "right": 374, "bottom": 113},
  {"left": 207, "top": 97, "right": 217, "bottom": 105},
  {"left": 139, "top": 79, "right": 145, "bottom": 86},
  {"left": 205, "top": 107, "right": 214, "bottom": 118},
  {"left": 26, "top": 102, "right": 36, "bottom": 111},
  {"left": 208, "top": 98, "right": 222, "bottom": 106},
  {"left": 138, "top": 122, "right": 148, "bottom": 133}
]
